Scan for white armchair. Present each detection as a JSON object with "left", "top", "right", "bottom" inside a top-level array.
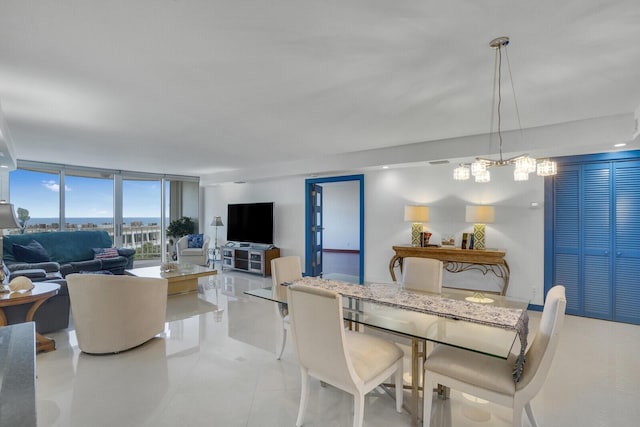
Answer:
[
  {"left": 176, "top": 234, "right": 210, "bottom": 266},
  {"left": 67, "top": 274, "right": 168, "bottom": 354}
]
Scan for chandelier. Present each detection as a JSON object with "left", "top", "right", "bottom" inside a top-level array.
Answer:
[{"left": 453, "top": 36, "right": 557, "bottom": 183}]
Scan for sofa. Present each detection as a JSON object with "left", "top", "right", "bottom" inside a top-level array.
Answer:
[
  {"left": 1, "top": 264, "right": 70, "bottom": 334},
  {"left": 1, "top": 230, "right": 136, "bottom": 334},
  {"left": 3, "top": 230, "right": 135, "bottom": 275}
]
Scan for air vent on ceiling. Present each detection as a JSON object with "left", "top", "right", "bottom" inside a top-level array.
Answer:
[{"left": 429, "top": 160, "right": 450, "bottom": 165}]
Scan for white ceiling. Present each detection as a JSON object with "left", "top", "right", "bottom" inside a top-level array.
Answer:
[{"left": 1, "top": 1, "right": 639, "bottom": 183}]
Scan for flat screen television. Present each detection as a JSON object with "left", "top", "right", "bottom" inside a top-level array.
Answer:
[{"left": 227, "top": 202, "right": 274, "bottom": 245}]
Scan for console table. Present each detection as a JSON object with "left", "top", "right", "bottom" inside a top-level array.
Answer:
[{"left": 389, "top": 245, "right": 510, "bottom": 295}]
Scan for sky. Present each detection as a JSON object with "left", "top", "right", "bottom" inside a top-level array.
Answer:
[{"left": 9, "top": 169, "right": 166, "bottom": 218}]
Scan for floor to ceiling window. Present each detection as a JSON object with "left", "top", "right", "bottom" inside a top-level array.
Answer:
[
  {"left": 9, "top": 161, "right": 200, "bottom": 263},
  {"left": 122, "top": 176, "right": 163, "bottom": 261},
  {"left": 9, "top": 167, "right": 62, "bottom": 232},
  {"left": 64, "top": 170, "right": 114, "bottom": 231}
]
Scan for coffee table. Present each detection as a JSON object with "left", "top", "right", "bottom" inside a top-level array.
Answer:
[
  {"left": 126, "top": 264, "right": 217, "bottom": 295},
  {"left": 0, "top": 282, "right": 60, "bottom": 353}
]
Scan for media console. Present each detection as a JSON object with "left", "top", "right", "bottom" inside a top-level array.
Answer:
[{"left": 222, "top": 245, "right": 280, "bottom": 277}]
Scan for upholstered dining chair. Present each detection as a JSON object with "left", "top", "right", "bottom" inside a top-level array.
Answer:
[
  {"left": 423, "top": 285, "right": 567, "bottom": 427},
  {"left": 270, "top": 255, "right": 302, "bottom": 359},
  {"left": 287, "top": 284, "right": 404, "bottom": 427},
  {"left": 399, "top": 256, "right": 443, "bottom": 359},
  {"left": 67, "top": 273, "right": 168, "bottom": 354},
  {"left": 401, "top": 257, "right": 443, "bottom": 293},
  {"left": 176, "top": 234, "right": 210, "bottom": 265}
]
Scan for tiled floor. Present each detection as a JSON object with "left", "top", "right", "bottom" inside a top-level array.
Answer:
[{"left": 35, "top": 268, "right": 640, "bottom": 426}]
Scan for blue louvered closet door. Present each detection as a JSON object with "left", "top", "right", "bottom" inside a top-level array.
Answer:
[
  {"left": 613, "top": 159, "right": 640, "bottom": 323},
  {"left": 546, "top": 152, "right": 640, "bottom": 324}
]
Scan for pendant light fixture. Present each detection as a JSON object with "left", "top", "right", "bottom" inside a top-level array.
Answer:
[{"left": 454, "top": 37, "right": 558, "bottom": 183}]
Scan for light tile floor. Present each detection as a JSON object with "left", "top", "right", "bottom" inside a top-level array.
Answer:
[{"left": 35, "top": 269, "right": 640, "bottom": 426}]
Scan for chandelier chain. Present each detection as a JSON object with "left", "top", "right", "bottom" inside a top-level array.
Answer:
[
  {"left": 496, "top": 42, "right": 504, "bottom": 162},
  {"left": 504, "top": 46, "right": 525, "bottom": 140}
]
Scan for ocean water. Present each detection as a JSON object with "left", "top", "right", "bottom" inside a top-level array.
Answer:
[{"left": 27, "top": 217, "right": 166, "bottom": 226}]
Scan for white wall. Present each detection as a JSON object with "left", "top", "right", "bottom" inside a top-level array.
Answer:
[
  {"left": 322, "top": 181, "right": 360, "bottom": 251},
  {"left": 364, "top": 165, "right": 544, "bottom": 303},
  {"left": 204, "top": 177, "right": 307, "bottom": 259},
  {"left": 204, "top": 163, "right": 545, "bottom": 304}
]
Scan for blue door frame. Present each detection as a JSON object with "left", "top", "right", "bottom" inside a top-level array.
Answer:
[{"left": 305, "top": 174, "right": 365, "bottom": 284}]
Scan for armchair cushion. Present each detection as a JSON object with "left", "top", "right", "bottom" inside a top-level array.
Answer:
[
  {"left": 8, "top": 268, "right": 47, "bottom": 281},
  {"left": 7, "top": 261, "right": 61, "bottom": 274},
  {"left": 187, "top": 234, "right": 204, "bottom": 248},
  {"left": 12, "top": 240, "right": 51, "bottom": 263}
]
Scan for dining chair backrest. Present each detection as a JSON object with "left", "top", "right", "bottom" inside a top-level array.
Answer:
[
  {"left": 287, "top": 284, "right": 358, "bottom": 391},
  {"left": 517, "top": 285, "right": 566, "bottom": 393},
  {"left": 271, "top": 256, "right": 302, "bottom": 302},
  {"left": 402, "top": 257, "right": 443, "bottom": 293}
]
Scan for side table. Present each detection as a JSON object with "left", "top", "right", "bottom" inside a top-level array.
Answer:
[{"left": 0, "top": 282, "right": 60, "bottom": 353}]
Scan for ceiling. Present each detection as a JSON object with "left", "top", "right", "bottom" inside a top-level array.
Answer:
[{"left": 1, "top": 1, "right": 639, "bottom": 183}]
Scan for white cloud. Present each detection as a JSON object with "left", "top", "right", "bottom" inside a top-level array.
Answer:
[{"left": 42, "top": 180, "right": 71, "bottom": 192}]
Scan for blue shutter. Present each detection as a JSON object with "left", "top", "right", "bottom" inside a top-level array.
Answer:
[
  {"left": 582, "top": 164, "right": 612, "bottom": 319},
  {"left": 613, "top": 160, "right": 640, "bottom": 323},
  {"left": 553, "top": 165, "right": 581, "bottom": 314}
]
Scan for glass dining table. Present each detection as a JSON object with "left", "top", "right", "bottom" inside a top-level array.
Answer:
[{"left": 245, "top": 278, "right": 529, "bottom": 425}]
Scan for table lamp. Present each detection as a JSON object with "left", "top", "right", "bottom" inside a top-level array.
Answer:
[
  {"left": 404, "top": 205, "right": 429, "bottom": 247},
  {"left": 210, "top": 216, "right": 224, "bottom": 261},
  {"left": 0, "top": 201, "right": 21, "bottom": 293},
  {"left": 465, "top": 205, "right": 495, "bottom": 250}
]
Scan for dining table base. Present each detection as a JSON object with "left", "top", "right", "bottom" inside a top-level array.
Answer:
[{"left": 378, "top": 335, "right": 428, "bottom": 426}]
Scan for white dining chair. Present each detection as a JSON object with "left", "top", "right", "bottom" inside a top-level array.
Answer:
[
  {"left": 270, "top": 256, "right": 302, "bottom": 359},
  {"left": 287, "top": 284, "right": 404, "bottom": 427},
  {"left": 401, "top": 257, "right": 443, "bottom": 292},
  {"left": 400, "top": 257, "right": 443, "bottom": 367},
  {"left": 423, "top": 285, "right": 567, "bottom": 427}
]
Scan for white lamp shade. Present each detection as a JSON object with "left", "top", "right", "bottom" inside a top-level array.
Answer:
[
  {"left": 465, "top": 205, "right": 495, "bottom": 224},
  {"left": 404, "top": 205, "right": 429, "bottom": 222},
  {"left": 211, "top": 216, "right": 224, "bottom": 227}
]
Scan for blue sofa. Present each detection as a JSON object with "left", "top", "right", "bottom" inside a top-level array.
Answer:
[
  {"left": 2, "top": 231, "right": 136, "bottom": 334},
  {"left": 3, "top": 230, "right": 135, "bottom": 275}
]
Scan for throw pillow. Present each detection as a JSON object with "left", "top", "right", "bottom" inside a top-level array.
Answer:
[
  {"left": 93, "top": 247, "right": 120, "bottom": 260},
  {"left": 12, "top": 240, "right": 51, "bottom": 263},
  {"left": 187, "top": 234, "right": 204, "bottom": 248}
]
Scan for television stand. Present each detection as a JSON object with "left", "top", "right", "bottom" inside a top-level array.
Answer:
[{"left": 222, "top": 245, "right": 280, "bottom": 277}]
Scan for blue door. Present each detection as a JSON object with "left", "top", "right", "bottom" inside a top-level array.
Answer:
[{"left": 310, "top": 183, "right": 323, "bottom": 277}]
